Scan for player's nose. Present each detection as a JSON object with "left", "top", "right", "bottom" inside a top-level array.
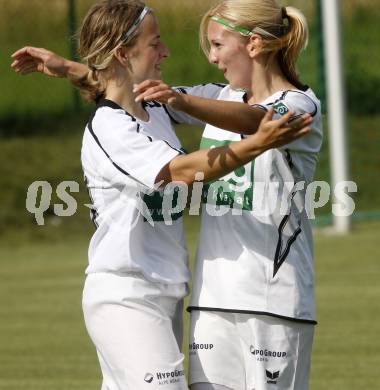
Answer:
[{"left": 208, "top": 48, "right": 218, "bottom": 65}]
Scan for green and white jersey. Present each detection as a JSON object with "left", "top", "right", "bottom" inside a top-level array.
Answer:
[{"left": 189, "top": 85, "right": 323, "bottom": 323}]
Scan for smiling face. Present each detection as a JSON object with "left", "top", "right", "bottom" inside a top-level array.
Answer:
[
  {"left": 126, "top": 13, "right": 169, "bottom": 83},
  {"left": 207, "top": 20, "right": 253, "bottom": 90}
]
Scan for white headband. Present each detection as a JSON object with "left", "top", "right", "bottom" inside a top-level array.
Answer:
[{"left": 122, "top": 6, "right": 151, "bottom": 43}]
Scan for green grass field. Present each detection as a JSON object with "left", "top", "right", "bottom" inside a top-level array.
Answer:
[{"left": 0, "top": 219, "right": 379, "bottom": 389}]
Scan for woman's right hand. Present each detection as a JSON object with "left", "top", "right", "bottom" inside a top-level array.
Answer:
[
  {"left": 254, "top": 109, "right": 312, "bottom": 150},
  {"left": 11, "top": 47, "right": 70, "bottom": 78},
  {"left": 133, "top": 80, "right": 186, "bottom": 111}
]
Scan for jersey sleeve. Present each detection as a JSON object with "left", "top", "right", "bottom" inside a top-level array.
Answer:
[
  {"left": 164, "top": 83, "right": 226, "bottom": 126},
  {"left": 90, "top": 108, "right": 181, "bottom": 189},
  {"left": 270, "top": 91, "right": 323, "bottom": 154}
]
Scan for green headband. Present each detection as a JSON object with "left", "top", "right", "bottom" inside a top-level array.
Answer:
[{"left": 210, "top": 15, "right": 253, "bottom": 37}]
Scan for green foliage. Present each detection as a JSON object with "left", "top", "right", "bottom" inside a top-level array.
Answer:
[
  {"left": 0, "top": 132, "right": 87, "bottom": 234},
  {"left": 343, "top": 7, "right": 380, "bottom": 115},
  {"left": 2, "top": 0, "right": 379, "bottom": 123}
]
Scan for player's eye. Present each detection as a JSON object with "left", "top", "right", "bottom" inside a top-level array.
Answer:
[{"left": 212, "top": 42, "right": 222, "bottom": 48}]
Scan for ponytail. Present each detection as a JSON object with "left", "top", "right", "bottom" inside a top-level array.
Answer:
[
  {"left": 72, "top": 69, "right": 106, "bottom": 103},
  {"left": 278, "top": 6, "right": 308, "bottom": 89}
]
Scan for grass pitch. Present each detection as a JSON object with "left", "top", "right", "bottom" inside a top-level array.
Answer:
[{"left": 0, "top": 220, "right": 379, "bottom": 389}]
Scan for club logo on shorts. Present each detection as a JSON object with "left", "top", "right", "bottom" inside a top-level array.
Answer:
[
  {"left": 189, "top": 342, "right": 214, "bottom": 355},
  {"left": 266, "top": 370, "right": 280, "bottom": 384},
  {"left": 144, "top": 373, "right": 154, "bottom": 383},
  {"left": 145, "top": 370, "right": 185, "bottom": 385},
  {"left": 250, "top": 345, "right": 287, "bottom": 361}
]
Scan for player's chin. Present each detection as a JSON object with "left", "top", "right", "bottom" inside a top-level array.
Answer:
[
  {"left": 151, "top": 68, "right": 163, "bottom": 80},
  {"left": 229, "top": 78, "right": 248, "bottom": 91},
  {"left": 224, "top": 74, "right": 239, "bottom": 89}
]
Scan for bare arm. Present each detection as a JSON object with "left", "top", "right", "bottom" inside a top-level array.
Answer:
[
  {"left": 156, "top": 109, "right": 312, "bottom": 185},
  {"left": 134, "top": 79, "right": 266, "bottom": 134},
  {"left": 11, "top": 47, "right": 89, "bottom": 84},
  {"left": 170, "top": 93, "right": 265, "bottom": 134}
]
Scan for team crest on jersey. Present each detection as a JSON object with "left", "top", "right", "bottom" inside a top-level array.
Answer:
[
  {"left": 273, "top": 101, "right": 290, "bottom": 115},
  {"left": 200, "top": 137, "right": 254, "bottom": 211}
]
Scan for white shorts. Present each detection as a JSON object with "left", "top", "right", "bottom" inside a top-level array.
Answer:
[
  {"left": 82, "top": 272, "right": 189, "bottom": 390},
  {"left": 189, "top": 311, "right": 314, "bottom": 390}
]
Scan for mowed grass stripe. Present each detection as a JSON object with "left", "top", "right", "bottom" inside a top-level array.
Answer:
[
  {"left": 1, "top": 221, "right": 379, "bottom": 389},
  {"left": 310, "top": 222, "right": 380, "bottom": 389},
  {"left": 0, "top": 239, "right": 100, "bottom": 389}
]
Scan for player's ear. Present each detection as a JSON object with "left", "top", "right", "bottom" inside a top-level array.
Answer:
[
  {"left": 247, "top": 34, "right": 263, "bottom": 58},
  {"left": 114, "top": 46, "right": 129, "bottom": 66}
]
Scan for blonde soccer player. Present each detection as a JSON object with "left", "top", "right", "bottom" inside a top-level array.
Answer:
[{"left": 134, "top": 1, "right": 323, "bottom": 390}]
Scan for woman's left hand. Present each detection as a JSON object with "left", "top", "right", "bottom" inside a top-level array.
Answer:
[{"left": 133, "top": 80, "right": 186, "bottom": 110}]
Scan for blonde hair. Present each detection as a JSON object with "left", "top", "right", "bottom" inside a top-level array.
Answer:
[
  {"left": 200, "top": 0, "right": 308, "bottom": 89},
  {"left": 76, "top": 0, "right": 147, "bottom": 101}
]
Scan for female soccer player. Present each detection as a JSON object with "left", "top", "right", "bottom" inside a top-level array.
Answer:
[
  {"left": 134, "top": 1, "right": 323, "bottom": 390},
  {"left": 11, "top": 1, "right": 312, "bottom": 389}
]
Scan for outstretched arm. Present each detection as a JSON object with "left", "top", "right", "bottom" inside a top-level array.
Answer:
[
  {"left": 157, "top": 109, "right": 312, "bottom": 185},
  {"left": 11, "top": 46, "right": 89, "bottom": 84},
  {"left": 134, "top": 79, "right": 266, "bottom": 134}
]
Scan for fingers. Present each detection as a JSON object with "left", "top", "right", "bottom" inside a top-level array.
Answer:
[
  {"left": 11, "top": 46, "right": 41, "bottom": 59},
  {"left": 133, "top": 79, "right": 162, "bottom": 94},
  {"left": 297, "top": 126, "right": 311, "bottom": 136},
  {"left": 265, "top": 111, "right": 312, "bottom": 148},
  {"left": 281, "top": 112, "right": 312, "bottom": 128},
  {"left": 11, "top": 56, "right": 43, "bottom": 74},
  {"left": 11, "top": 47, "right": 31, "bottom": 59},
  {"left": 289, "top": 113, "right": 313, "bottom": 128},
  {"left": 138, "top": 90, "right": 174, "bottom": 103},
  {"left": 271, "top": 112, "right": 312, "bottom": 139},
  {"left": 11, "top": 46, "right": 50, "bottom": 61},
  {"left": 261, "top": 108, "right": 274, "bottom": 123},
  {"left": 15, "top": 64, "right": 39, "bottom": 75},
  {"left": 11, "top": 56, "right": 37, "bottom": 68},
  {"left": 11, "top": 60, "right": 39, "bottom": 74},
  {"left": 135, "top": 84, "right": 173, "bottom": 102},
  {"left": 283, "top": 115, "right": 313, "bottom": 134},
  {"left": 135, "top": 86, "right": 160, "bottom": 102},
  {"left": 11, "top": 47, "right": 50, "bottom": 76},
  {"left": 272, "top": 110, "right": 295, "bottom": 127}
]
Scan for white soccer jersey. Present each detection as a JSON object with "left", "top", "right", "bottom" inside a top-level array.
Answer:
[
  {"left": 82, "top": 83, "right": 224, "bottom": 285},
  {"left": 189, "top": 85, "right": 323, "bottom": 323},
  {"left": 82, "top": 98, "right": 188, "bottom": 284}
]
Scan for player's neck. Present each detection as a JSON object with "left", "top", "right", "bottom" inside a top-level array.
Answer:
[
  {"left": 247, "top": 59, "right": 295, "bottom": 105},
  {"left": 105, "top": 80, "right": 149, "bottom": 122}
]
